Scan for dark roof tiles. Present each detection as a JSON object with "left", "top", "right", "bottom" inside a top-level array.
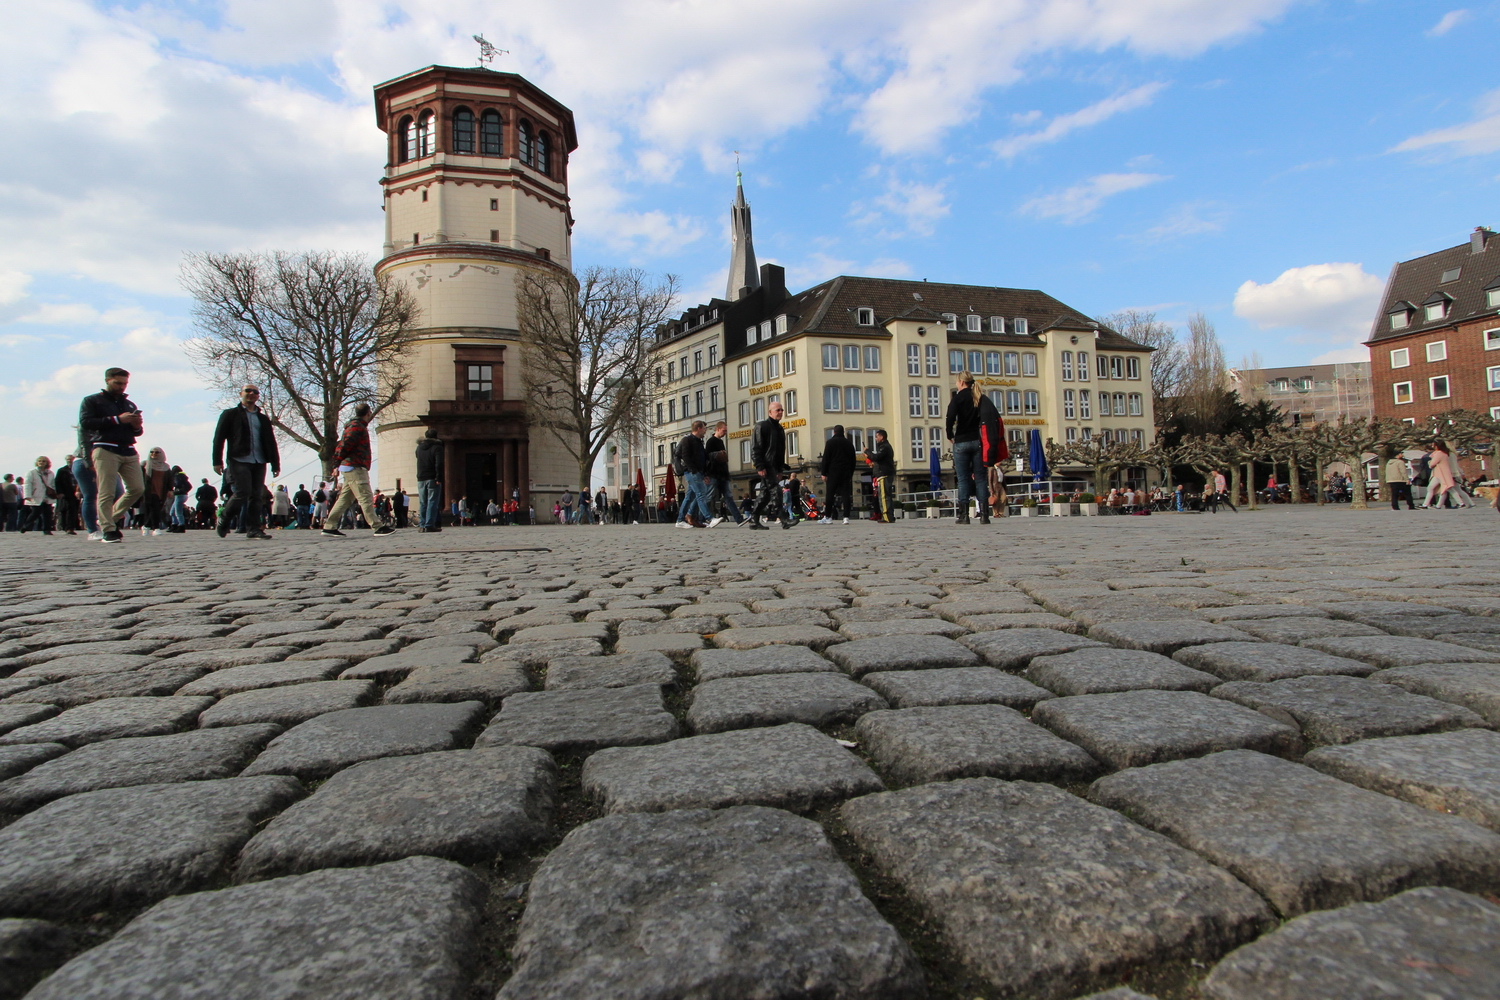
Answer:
[{"left": 1367, "top": 232, "right": 1500, "bottom": 345}]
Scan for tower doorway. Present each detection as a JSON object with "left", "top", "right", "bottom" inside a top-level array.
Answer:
[{"left": 465, "top": 452, "right": 498, "bottom": 506}]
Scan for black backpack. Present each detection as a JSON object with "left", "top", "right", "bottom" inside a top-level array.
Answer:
[{"left": 671, "top": 440, "right": 687, "bottom": 476}]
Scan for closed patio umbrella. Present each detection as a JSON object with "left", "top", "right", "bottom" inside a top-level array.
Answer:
[
  {"left": 664, "top": 465, "right": 677, "bottom": 500},
  {"left": 1028, "top": 429, "right": 1049, "bottom": 483},
  {"left": 929, "top": 445, "right": 942, "bottom": 491}
]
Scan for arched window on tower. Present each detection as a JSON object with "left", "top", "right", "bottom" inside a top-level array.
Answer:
[
  {"left": 415, "top": 110, "right": 434, "bottom": 158},
  {"left": 452, "top": 108, "right": 475, "bottom": 154},
  {"left": 397, "top": 115, "right": 414, "bottom": 163},
  {"left": 479, "top": 110, "right": 503, "bottom": 155},
  {"left": 536, "top": 131, "right": 550, "bottom": 176},
  {"left": 518, "top": 119, "right": 533, "bottom": 166}
]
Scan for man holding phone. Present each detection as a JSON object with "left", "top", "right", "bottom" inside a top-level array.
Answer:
[
  {"left": 78, "top": 367, "right": 145, "bottom": 544},
  {"left": 212, "top": 384, "right": 281, "bottom": 540}
]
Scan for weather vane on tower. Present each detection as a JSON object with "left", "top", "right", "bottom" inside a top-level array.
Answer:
[{"left": 473, "top": 34, "right": 508, "bottom": 69}]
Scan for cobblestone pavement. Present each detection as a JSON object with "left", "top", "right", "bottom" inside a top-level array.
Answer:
[{"left": 2, "top": 506, "right": 1499, "bottom": 999}]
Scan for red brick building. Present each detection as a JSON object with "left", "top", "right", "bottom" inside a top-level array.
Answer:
[{"left": 1366, "top": 226, "right": 1500, "bottom": 478}]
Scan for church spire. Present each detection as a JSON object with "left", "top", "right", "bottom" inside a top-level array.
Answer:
[{"left": 726, "top": 164, "right": 759, "bottom": 300}]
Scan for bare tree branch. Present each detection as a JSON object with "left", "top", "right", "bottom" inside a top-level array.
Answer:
[{"left": 182, "top": 250, "right": 420, "bottom": 477}]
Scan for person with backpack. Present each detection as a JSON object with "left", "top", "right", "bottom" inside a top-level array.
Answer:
[
  {"left": 674, "top": 420, "right": 716, "bottom": 529},
  {"left": 945, "top": 371, "right": 1010, "bottom": 525}
]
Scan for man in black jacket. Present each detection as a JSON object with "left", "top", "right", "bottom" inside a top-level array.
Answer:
[
  {"left": 704, "top": 421, "right": 744, "bottom": 525},
  {"left": 819, "top": 424, "right": 856, "bottom": 524},
  {"left": 749, "top": 401, "right": 794, "bottom": 530},
  {"left": 78, "top": 367, "right": 145, "bottom": 543},
  {"left": 864, "top": 429, "right": 896, "bottom": 523},
  {"left": 211, "top": 384, "right": 281, "bottom": 540},
  {"left": 415, "top": 428, "right": 444, "bottom": 532},
  {"left": 674, "top": 420, "right": 715, "bottom": 528}
]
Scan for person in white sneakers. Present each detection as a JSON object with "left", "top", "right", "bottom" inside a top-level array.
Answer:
[{"left": 321, "top": 403, "right": 394, "bottom": 537}]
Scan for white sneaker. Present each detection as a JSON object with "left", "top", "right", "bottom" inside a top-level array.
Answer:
[
  {"left": 675, "top": 521, "right": 693, "bottom": 529},
  {"left": 843, "top": 518, "right": 849, "bottom": 524},
  {"left": 140, "top": 526, "right": 148, "bottom": 535},
  {"left": 87, "top": 531, "right": 102, "bottom": 541},
  {"left": 708, "top": 517, "right": 724, "bottom": 527},
  {"left": 151, "top": 529, "right": 166, "bottom": 536}
]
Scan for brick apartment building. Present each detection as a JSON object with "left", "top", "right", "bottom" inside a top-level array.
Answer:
[{"left": 1366, "top": 226, "right": 1500, "bottom": 478}]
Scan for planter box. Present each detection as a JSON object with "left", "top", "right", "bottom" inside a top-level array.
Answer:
[
  {"left": 926, "top": 507, "right": 940, "bottom": 519},
  {"left": 1050, "top": 503, "right": 1073, "bottom": 517},
  {"left": 1020, "top": 506, "right": 1038, "bottom": 517},
  {"left": 1080, "top": 503, "right": 1098, "bottom": 516}
]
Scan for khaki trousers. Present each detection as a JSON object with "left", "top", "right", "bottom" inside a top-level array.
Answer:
[
  {"left": 327, "top": 467, "right": 382, "bottom": 528},
  {"left": 92, "top": 447, "right": 144, "bottom": 534}
]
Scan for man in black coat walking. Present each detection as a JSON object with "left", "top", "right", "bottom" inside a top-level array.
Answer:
[
  {"left": 818, "top": 424, "right": 856, "bottom": 524},
  {"left": 749, "top": 400, "right": 795, "bottom": 530},
  {"left": 211, "top": 384, "right": 281, "bottom": 540}
]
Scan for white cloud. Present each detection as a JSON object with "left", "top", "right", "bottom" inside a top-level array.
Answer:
[
  {"left": 1233, "top": 262, "right": 1384, "bottom": 341},
  {"left": 0, "top": 272, "right": 31, "bottom": 306},
  {"left": 1137, "top": 200, "right": 1227, "bottom": 242},
  {"left": 851, "top": 178, "right": 951, "bottom": 237},
  {"left": 994, "top": 83, "right": 1167, "bottom": 159},
  {"left": 1308, "top": 346, "right": 1369, "bottom": 364},
  {"left": 1019, "top": 173, "right": 1168, "bottom": 224},
  {"left": 1392, "top": 88, "right": 1500, "bottom": 157},
  {"left": 1427, "top": 10, "right": 1471, "bottom": 37}
]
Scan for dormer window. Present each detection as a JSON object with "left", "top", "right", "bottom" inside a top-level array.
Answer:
[
  {"left": 1422, "top": 292, "right": 1453, "bottom": 323},
  {"left": 1013, "top": 318, "right": 1029, "bottom": 335},
  {"left": 745, "top": 325, "right": 758, "bottom": 345},
  {"left": 1388, "top": 301, "right": 1415, "bottom": 330},
  {"left": 966, "top": 314, "right": 981, "bottom": 333},
  {"left": 775, "top": 314, "right": 789, "bottom": 334},
  {"left": 942, "top": 313, "right": 957, "bottom": 331},
  {"left": 989, "top": 316, "right": 1004, "bottom": 333},
  {"left": 855, "top": 308, "right": 874, "bottom": 327},
  {"left": 1485, "top": 277, "right": 1500, "bottom": 309}
]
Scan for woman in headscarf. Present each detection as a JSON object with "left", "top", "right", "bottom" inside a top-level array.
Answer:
[
  {"left": 140, "top": 447, "right": 173, "bottom": 535},
  {"left": 1422, "top": 440, "right": 1473, "bottom": 509}
]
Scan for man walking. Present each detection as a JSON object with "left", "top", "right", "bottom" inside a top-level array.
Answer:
[
  {"left": 393, "top": 487, "right": 409, "bottom": 528},
  {"left": 705, "top": 421, "right": 744, "bottom": 525},
  {"left": 864, "top": 429, "right": 896, "bottom": 523},
  {"left": 1207, "top": 469, "right": 1237, "bottom": 513},
  {"left": 322, "top": 403, "right": 393, "bottom": 537},
  {"left": 79, "top": 367, "right": 145, "bottom": 544},
  {"left": 819, "top": 424, "right": 855, "bottom": 524},
  {"left": 0, "top": 474, "right": 17, "bottom": 533},
  {"left": 415, "top": 428, "right": 444, "bottom": 532},
  {"left": 211, "top": 384, "right": 280, "bottom": 540},
  {"left": 675, "top": 420, "right": 717, "bottom": 528},
  {"left": 749, "top": 401, "right": 794, "bottom": 530},
  {"left": 1385, "top": 454, "right": 1416, "bottom": 511}
]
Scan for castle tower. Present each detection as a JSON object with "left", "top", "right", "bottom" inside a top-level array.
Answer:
[
  {"left": 371, "top": 64, "right": 578, "bottom": 512},
  {"left": 726, "top": 171, "right": 759, "bottom": 300}
]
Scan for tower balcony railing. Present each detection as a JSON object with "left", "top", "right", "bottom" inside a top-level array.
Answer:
[{"left": 427, "top": 398, "right": 526, "bottom": 416}]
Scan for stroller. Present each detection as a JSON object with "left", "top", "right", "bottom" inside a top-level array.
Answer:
[{"left": 802, "top": 491, "right": 823, "bottom": 522}]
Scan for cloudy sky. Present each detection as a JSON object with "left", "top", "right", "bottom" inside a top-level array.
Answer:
[{"left": 3, "top": 0, "right": 1498, "bottom": 481}]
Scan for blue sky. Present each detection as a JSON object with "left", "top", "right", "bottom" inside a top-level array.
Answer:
[{"left": 3, "top": 0, "right": 1499, "bottom": 481}]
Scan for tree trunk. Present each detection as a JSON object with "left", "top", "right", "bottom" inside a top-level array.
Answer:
[
  {"left": 1246, "top": 461, "right": 1258, "bottom": 510},
  {"left": 1349, "top": 456, "right": 1369, "bottom": 509},
  {"left": 1229, "top": 465, "right": 1242, "bottom": 512},
  {"left": 1289, "top": 454, "right": 1301, "bottom": 504},
  {"left": 1315, "top": 461, "right": 1326, "bottom": 505}
]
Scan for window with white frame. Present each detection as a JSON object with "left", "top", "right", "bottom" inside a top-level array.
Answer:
[
  {"left": 746, "top": 326, "right": 758, "bottom": 345},
  {"left": 784, "top": 389, "right": 797, "bottom": 415},
  {"left": 1065, "top": 427, "right": 1077, "bottom": 444},
  {"left": 865, "top": 387, "right": 883, "bottom": 412},
  {"left": 1098, "top": 355, "right": 1110, "bottom": 379},
  {"left": 751, "top": 359, "right": 764, "bottom": 384},
  {"left": 775, "top": 314, "right": 789, "bottom": 335},
  {"left": 1393, "top": 381, "right": 1413, "bottom": 405},
  {"left": 710, "top": 384, "right": 720, "bottom": 411},
  {"left": 989, "top": 316, "right": 1004, "bottom": 333},
  {"left": 753, "top": 397, "right": 766, "bottom": 421},
  {"left": 1427, "top": 341, "right": 1448, "bottom": 362},
  {"left": 1131, "top": 429, "right": 1144, "bottom": 445},
  {"left": 823, "top": 386, "right": 841, "bottom": 412},
  {"left": 942, "top": 313, "right": 957, "bottom": 331},
  {"left": 740, "top": 439, "right": 751, "bottom": 465},
  {"left": 909, "top": 384, "right": 923, "bottom": 416},
  {"left": 1488, "top": 366, "right": 1500, "bottom": 391},
  {"left": 1126, "top": 356, "right": 1140, "bottom": 379},
  {"left": 1003, "top": 352, "right": 1020, "bottom": 376},
  {"left": 1006, "top": 390, "right": 1021, "bottom": 415},
  {"left": 986, "top": 351, "right": 1001, "bottom": 375},
  {"left": 910, "top": 427, "right": 925, "bottom": 461},
  {"left": 822, "top": 344, "right": 839, "bottom": 369},
  {"left": 656, "top": 403, "right": 664, "bottom": 424},
  {"left": 967, "top": 350, "right": 982, "bottom": 373},
  {"left": 738, "top": 401, "right": 750, "bottom": 426},
  {"left": 961, "top": 313, "right": 977, "bottom": 333},
  {"left": 930, "top": 426, "right": 943, "bottom": 456},
  {"left": 1024, "top": 390, "right": 1040, "bottom": 415},
  {"left": 1128, "top": 392, "right": 1143, "bottom": 416},
  {"left": 844, "top": 386, "right": 863, "bottom": 412},
  {"left": 736, "top": 364, "right": 748, "bottom": 388},
  {"left": 1486, "top": 329, "right": 1500, "bottom": 351},
  {"left": 786, "top": 431, "right": 799, "bottom": 457},
  {"left": 759, "top": 320, "right": 772, "bottom": 341},
  {"left": 1114, "top": 392, "right": 1127, "bottom": 416},
  {"left": 708, "top": 344, "right": 718, "bottom": 366},
  {"left": 667, "top": 361, "right": 676, "bottom": 381},
  {"left": 907, "top": 344, "right": 921, "bottom": 376},
  {"left": 1013, "top": 318, "right": 1029, "bottom": 335},
  {"left": 949, "top": 350, "right": 965, "bottom": 374},
  {"left": 987, "top": 389, "right": 1003, "bottom": 411},
  {"left": 1101, "top": 429, "right": 1114, "bottom": 445},
  {"left": 694, "top": 390, "right": 703, "bottom": 415},
  {"left": 1061, "top": 351, "right": 1074, "bottom": 380},
  {"left": 1077, "top": 352, "right": 1090, "bottom": 380},
  {"left": 927, "top": 384, "right": 942, "bottom": 417},
  {"left": 680, "top": 355, "right": 689, "bottom": 375},
  {"left": 844, "top": 345, "right": 861, "bottom": 371},
  {"left": 1110, "top": 356, "right": 1124, "bottom": 379},
  {"left": 668, "top": 399, "right": 677, "bottom": 421},
  {"left": 1079, "top": 389, "right": 1092, "bottom": 419},
  {"left": 766, "top": 354, "right": 779, "bottom": 379},
  {"left": 1426, "top": 300, "right": 1449, "bottom": 323},
  {"left": 1430, "top": 375, "right": 1450, "bottom": 400},
  {"left": 849, "top": 428, "right": 865, "bottom": 451},
  {"left": 856, "top": 308, "right": 874, "bottom": 327},
  {"left": 1008, "top": 426, "right": 1025, "bottom": 449},
  {"left": 863, "top": 346, "right": 880, "bottom": 371},
  {"left": 925, "top": 344, "right": 939, "bottom": 376},
  {"left": 783, "top": 349, "right": 795, "bottom": 373},
  {"left": 1022, "top": 353, "right": 1038, "bottom": 377},
  {"left": 1080, "top": 427, "right": 1092, "bottom": 442},
  {"left": 1063, "top": 389, "right": 1076, "bottom": 419},
  {"left": 682, "top": 393, "right": 690, "bottom": 416},
  {"left": 693, "top": 350, "right": 703, "bottom": 373},
  {"left": 656, "top": 444, "right": 665, "bottom": 466},
  {"left": 1390, "top": 348, "right": 1410, "bottom": 368},
  {"left": 1489, "top": 288, "right": 1500, "bottom": 309}
]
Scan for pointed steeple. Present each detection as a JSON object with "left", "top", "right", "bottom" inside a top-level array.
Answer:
[{"left": 726, "top": 167, "right": 760, "bottom": 300}]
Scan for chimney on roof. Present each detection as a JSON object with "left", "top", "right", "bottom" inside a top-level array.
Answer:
[
  {"left": 1473, "top": 227, "right": 1496, "bottom": 254},
  {"left": 760, "top": 263, "right": 785, "bottom": 306}
]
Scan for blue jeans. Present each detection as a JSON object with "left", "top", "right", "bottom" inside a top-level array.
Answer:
[
  {"left": 677, "top": 472, "right": 713, "bottom": 522},
  {"left": 709, "top": 476, "right": 743, "bottom": 522},
  {"left": 952, "top": 439, "right": 988, "bottom": 514},
  {"left": 170, "top": 495, "right": 187, "bottom": 526},
  {"left": 72, "top": 458, "right": 99, "bottom": 534},
  {"left": 418, "top": 479, "right": 442, "bottom": 529}
]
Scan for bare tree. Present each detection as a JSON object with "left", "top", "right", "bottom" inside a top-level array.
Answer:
[
  {"left": 183, "top": 251, "right": 420, "bottom": 477},
  {"left": 517, "top": 265, "right": 679, "bottom": 492},
  {"left": 1181, "top": 311, "right": 1227, "bottom": 399},
  {"left": 1100, "top": 309, "right": 1185, "bottom": 413}
]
